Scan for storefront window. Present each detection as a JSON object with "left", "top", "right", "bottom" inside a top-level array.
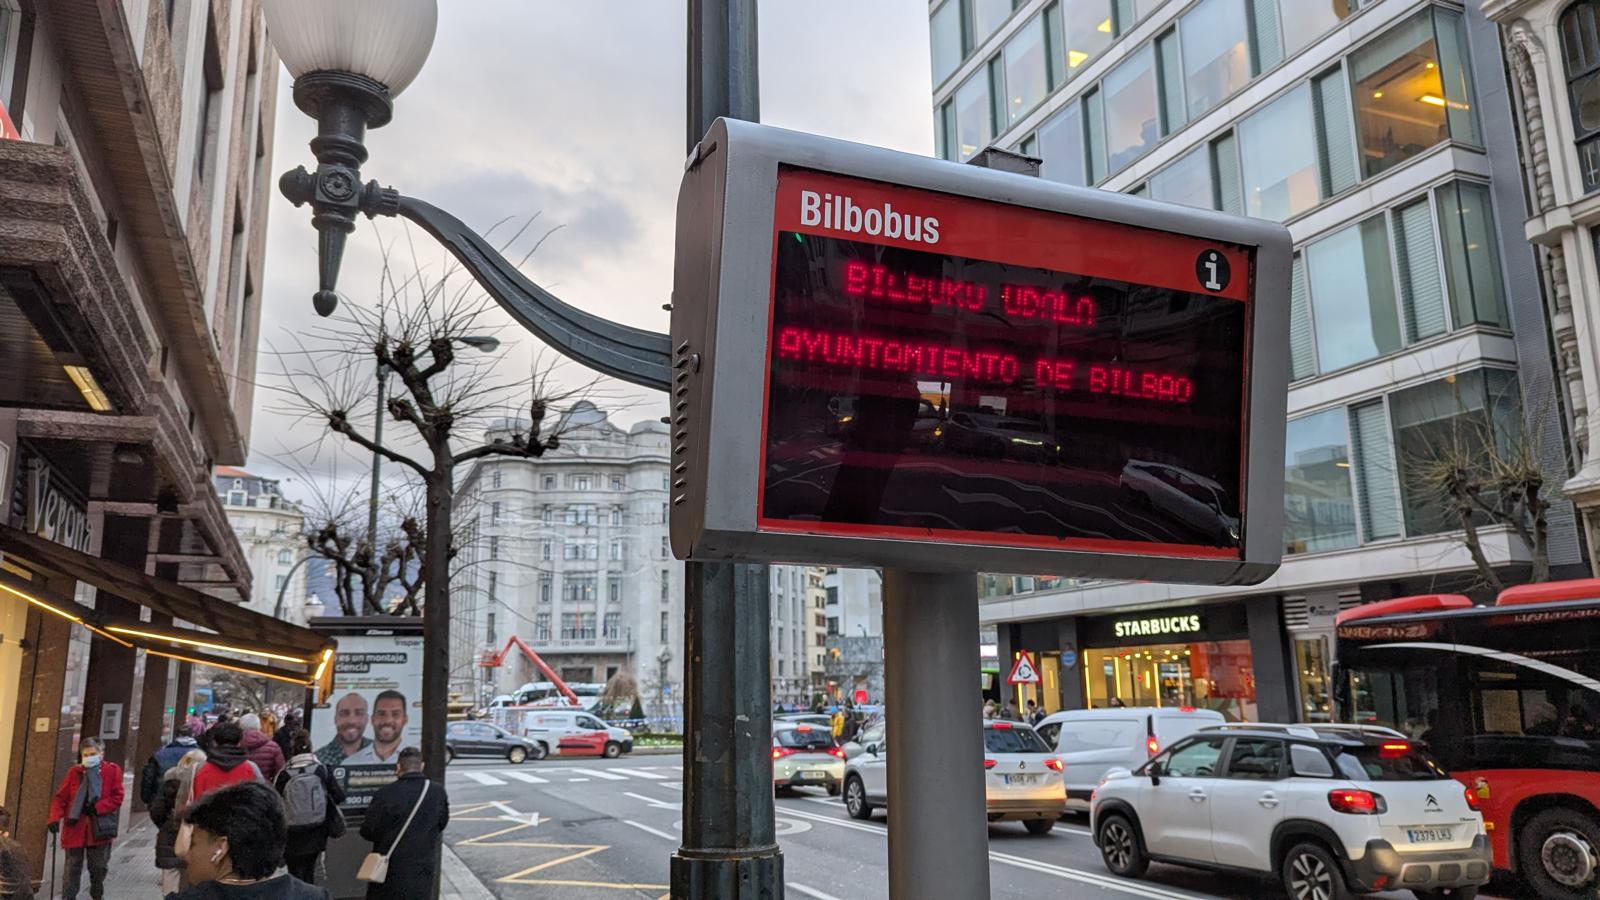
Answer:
[
  {"left": 1283, "top": 409, "right": 1357, "bottom": 554},
  {"left": 1082, "top": 640, "right": 1257, "bottom": 721},
  {"left": 1296, "top": 636, "right": 1333, "bottom": 722}
]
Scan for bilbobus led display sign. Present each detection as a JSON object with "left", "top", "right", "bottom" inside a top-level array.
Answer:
[{"left": 669, "top": 119, "right": 1291, "bottom": 584}]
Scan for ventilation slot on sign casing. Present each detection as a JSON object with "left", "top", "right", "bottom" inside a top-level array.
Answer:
[{"left": 671, "top": 340, "right": 694, "bottom": 507}]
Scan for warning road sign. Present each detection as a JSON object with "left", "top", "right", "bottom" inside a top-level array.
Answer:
[{"left": 1007, "top": 653, "right": 1040, "bottom": 685}]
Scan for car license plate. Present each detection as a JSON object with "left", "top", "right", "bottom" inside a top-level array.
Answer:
[
  {"left": 1406, "top": 827, "right": 1453, "bottom": 844},
  {"left": 1003, "top": 774, "right": 1037, "bottom": 785},
  {"left": 803, "top": 770, "right": 829, "bottom": 780}
]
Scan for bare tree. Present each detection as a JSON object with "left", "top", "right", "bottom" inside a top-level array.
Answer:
[
  {"left": 1407, "top": 381, "right": 1551, "bottom": 592},
  {"left": 272, "top": 240, "right": 603, "bottom": 778}
]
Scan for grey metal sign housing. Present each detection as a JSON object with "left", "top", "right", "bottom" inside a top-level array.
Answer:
[{"left": 670, "top": 118, "right": 1292, "bottom": 585}]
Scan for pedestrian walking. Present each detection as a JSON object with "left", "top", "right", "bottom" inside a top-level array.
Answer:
[
  {"left": 0, "top": 807, "right": 34, "bottom": 900},
  {"left": 358, "top": 748, "right": 449, "bottom": 900},
  {"left": 273, "top": 729, "right": 346, "bottom": 885},
  {"left": 237, "top": 715, "right": 285, "bottom": 782},
  {"left": 829, "top": 708, "right": 844, "bottom": 741},
  {"left": 191, "top": 723, "right": 262, "bottom": 801},
  {"left": 150, "top": 750, "right": 206, "bottom": 894},
  {"left": 272, "top": 710, "right": 303, "bottom": 760},
  {"left": 47, "top": 737, "right": 123, "bottom": 900},
  {"left": 166, "top": 781, "right": 327, "bottom": 899},
  {"left": 141, "top": 724, "right": 200, "bottom": 808}
]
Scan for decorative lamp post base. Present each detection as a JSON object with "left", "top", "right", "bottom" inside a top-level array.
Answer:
[{"left": 670, "top": 848, "right": 784, "bottom": 900}]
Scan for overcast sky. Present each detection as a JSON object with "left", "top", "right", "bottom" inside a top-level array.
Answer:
[{"left": 247, "top": 1, "right": 934, "bottom": 503}]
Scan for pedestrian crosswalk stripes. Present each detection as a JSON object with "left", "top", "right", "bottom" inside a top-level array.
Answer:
[{"left": 449, "top": 764, "right": 684, "bottom": 786}]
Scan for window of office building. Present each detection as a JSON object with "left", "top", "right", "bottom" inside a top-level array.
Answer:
[
  {"left": 535, "top": 613, "right": 551, "bottom": 641},
  {"left": 1305, "top": 215, "right": 1401, "bottom": 372},
  {"left": 604, "top": 612, "right": 621, "bottom": 639},
  {"left": 565, "top": 576, "right": 597, "bottom": 604},
  {"left": 954, "top": 71, "right": 993, "bottom": 161},
  {"left": 539, "top": 574, "right": 552, "bottom": 603},
  {"left": 1390, "top": 369, "right": 1520, "bottom": 536},
  {"left": 1155, "top": 29, "right": 1184, "bottom": 132},
  {"left": 541, "top": 540, "right": 552, "bottom": 561},
  {"left": 931, "top": 0, "right": 964, "bottom": 86},
  {"left": 1393, "top": 196, "right": 1447, "bottom": 342},
  {"left": 1435, "top": 181, "right": 1507, "bottom": 329},
  {"left": 1562, "top": 1, "right": 1600, "bottom": 192},
  {"left": 972, "top": 0, "right": 1014, "bottom": 45},
  {"left": 1003, "top": 12, "right": 1052, "bottom": 125},
  {"left": 1180, "top": 0, "right": 1250, "bottom": 121},
  {"left": 661, "top": 569, "right": 671, "bottom": 603},
  {"left": 1349, "top": 400, "right": 1402, "bottom": 541},
  {"left": 1349, "top": 9, "right": 1480, "bottom": 179},
  {"left": 1036, "top": 102, "right": 1086, "bottom": 186},
  {"left": 935, "top": 99, "right": 955, "bottom": 160},
  {"left": 1102, "top": 44, "right": 1159, "bottom": 175},
  {"left": 542, "top": 475, "right": 555, "bottom": 490},
  {"left": 1150, "top": 144, "right": 1211, "bottom": 209},
  {"left": 610, "top": 475, "right": 623, "bottom": 490},
  {"left": 1283, "top": 409, "right": 1357, "bottom": 554},
  {"left": 1239, "top": 83, "right": 1320, "bottom": 221},
  {"left": 1280, "top": 0, "right": 1358, "bottom": 57},
  {"left": 608, "top": 578, "right": 621, "bottom": 604},
  {"left": 1061, "top": 0, "right": 1115, "bottom": 74},
  {"left": 661, "top": 610, "right": 670, "bottom": 642},
  {"left": 277, "top": 549, "right": 293, "bottom": 565},
  {"left": 492, "top": 467, "right": 502, "bottom": 488}
]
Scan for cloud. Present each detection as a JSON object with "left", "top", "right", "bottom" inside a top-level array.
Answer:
[{"left": 249, "top": 1, "right": 933, "bottom": 505}]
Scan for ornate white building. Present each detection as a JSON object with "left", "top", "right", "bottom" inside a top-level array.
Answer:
[
  {"left": 1483, "top": 0, "right": 1600, "bottom": 551},
  {"left": 214, "top": 468, "right": 312, "bottom": 626}
]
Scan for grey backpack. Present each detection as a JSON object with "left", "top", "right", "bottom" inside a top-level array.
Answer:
[{"left": 282, "top": 762, "right": 327, "bottom": 829}]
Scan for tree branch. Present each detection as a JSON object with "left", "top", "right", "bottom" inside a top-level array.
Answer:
[{"left": 327, "top": 410, "right": 429, "bottom": 477}]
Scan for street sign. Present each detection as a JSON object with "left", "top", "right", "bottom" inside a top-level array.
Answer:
[
  {"left": 671, "top": 119, "right": 1291, "bottom": 584},
  {"left": 1060, "top": 649, "right": 1078, "bottom": 670},
  {"left": 1007, "top": 653, "right": 1040, "bottom": 686}
]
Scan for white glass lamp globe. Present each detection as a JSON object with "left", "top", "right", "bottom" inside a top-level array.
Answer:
[{"left": 262, "top": 0, "right": 438, "bottom": 97}]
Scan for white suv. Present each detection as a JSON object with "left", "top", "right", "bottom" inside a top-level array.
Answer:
[{"left": 1091, "top": 726, "right": 1491, "bottom": 899}]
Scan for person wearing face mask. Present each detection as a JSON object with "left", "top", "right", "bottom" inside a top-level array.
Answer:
[
  {"left": 166, "top": 781, "right": 326, "bottom": 900},
  {"left": 47, "top": 737, "right": 124, "bottom": 900}
]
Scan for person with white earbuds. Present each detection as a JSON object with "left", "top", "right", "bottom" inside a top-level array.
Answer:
[{"left": 166, "top": 781, "right": 326, "bottom": 900}]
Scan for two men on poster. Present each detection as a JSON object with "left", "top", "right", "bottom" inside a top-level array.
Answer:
[{"left": 316, "top": 690, "right": 410, "bottom": 766}]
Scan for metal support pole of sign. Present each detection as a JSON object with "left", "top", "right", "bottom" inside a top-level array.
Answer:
[
  {"left": 670, "top": 2, "right": 781, "bottom": 898},
  {"left": 882, "top": 569, "right": 992, "bottom": 900}
]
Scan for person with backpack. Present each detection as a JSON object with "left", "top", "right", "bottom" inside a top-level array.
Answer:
[
  {"left": 237, "top": 715, "right": 285, "bottom": 782},
  {"left": 190, "top": 723, "right": 262, "bottom": 801},
  {"left": 273, "top": 729, "right": 346, "bottom": 885},
  {"left": 140, "top": 724, "right": 199, "bottom": 809},
  {"left": 149, "top": 750, "right": 205, "bottom": 894}
]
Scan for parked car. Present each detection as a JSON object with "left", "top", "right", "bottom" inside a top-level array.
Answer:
[
  {"left": 1091, "top": 726, "right": 1491, "bottom": 900},
  {"left": 772, "top": 723, "right": 844, "bottom": 795},
  {"left": 842, "top": 719, "right": 1065, "bottom": 834},
  {"left": 519, "top": 709, "right": 634, "bottom": 758},
  {"left": 446, "top": 721, "right": 543, "bottom": 763},
  {"left": 1035, "top": 706, "right": 1226, "bottom": 811}
]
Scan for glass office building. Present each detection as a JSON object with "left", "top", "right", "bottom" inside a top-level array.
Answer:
[{"left": 934, "top": 0, "right": 1586, "bottom": 723}]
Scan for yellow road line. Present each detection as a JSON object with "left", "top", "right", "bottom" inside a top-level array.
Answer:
[
  {"left": 456, "top": 821, "right": 539, "bottom": 845},
  {"left": 497, "top": 845, "right": 608, "bottom": 881},
  {"left": 502, "top": 878, "right": 670, "bottom": 890}
]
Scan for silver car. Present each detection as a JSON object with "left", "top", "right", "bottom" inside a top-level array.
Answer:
[{"left": 772, "top": 723, "right": 844, "bottom": 795}]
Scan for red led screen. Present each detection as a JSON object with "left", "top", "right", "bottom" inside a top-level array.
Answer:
[{"left": 758, "top": 169, "right": 1253, "bottom": 558}]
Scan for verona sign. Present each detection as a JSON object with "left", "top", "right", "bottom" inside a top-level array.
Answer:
[{"left": 669, "top": 120, "right": 1292, "bottom": 585}]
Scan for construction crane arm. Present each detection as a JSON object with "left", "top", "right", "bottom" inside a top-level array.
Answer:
[{"left": 479, "top": 636, "right": 581, "bottom": 706}]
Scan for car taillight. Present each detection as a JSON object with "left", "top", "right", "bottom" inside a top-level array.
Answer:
[
  {"left": 992, "top": 722, "right": 1013, "bottom": 730},
  {"left": 984, "top": 758, "right": 997, "bottom": 769},
  {"left": 1044, "top": 758, "right": 1063, "bottom": 772},
  {"left": 1178, "top": 706, "right": 1196, "bottom": 713},
  {"left": 772, "top": 747, "right": 797, "bottom": 760},
  {"left": 1379, "top": 741, "right": 1410, "bottom": 759},
  {"left": 828, "top": 747, "right": 845, "bottom": 759},
  {"left": 1146, "top": 736, "right": 1159, "bottom": 756},
  {"left": 1327, "top": 789, "right": 1386, "bottom": 815},
  {"left": 1463, "top": 786, "right": 1480, "bottom": 812}
]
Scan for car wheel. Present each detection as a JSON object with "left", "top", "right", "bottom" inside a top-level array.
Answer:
[
  {"left": 1024, "top": 818, "right": 1055, "bottom": 836},
  {"left": 774, "top": 785, "right": 794, "bottom": 797},
  {"left": 844, "top": 776, "right": 874, "bottom": 820},
  {"left": 1097, "top": 813, "right": 1148, "bottom": 877},
  {"left": 1412, "top": 889, "right": 1477, "bottom": 900},
  {"left": 1518, "top": 808, "right": 1600, "bottom": 900},
  {"left": 445, "top": 747, "right": 456, "bottom": 764},
  {"left": 530, "top": 742, "right": 549, "bottom": 761},
  {"left": 602, "top": 741, "right": 623, "bottom": 759},
  {"left": 826, "top": 782, "right": 841, "bottom": 797},
  {"left": 1280, "top": 842, "right": 1352, "bottom": 900},
  {"left": 507, "top": 746, "right": 527, "bottom": 764}
]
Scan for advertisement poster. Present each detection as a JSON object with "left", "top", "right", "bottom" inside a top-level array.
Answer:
[{"left": 309, "top": 625, "right": 424, "bottom": 812}]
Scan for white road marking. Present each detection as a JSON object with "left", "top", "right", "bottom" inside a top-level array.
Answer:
[
  {"left": 488, "top": 801, "right": 541, "bottom": 827},
  {"left": 661, "top": 781, "right": 683, "bottom": 790},
  {"left": 566, "top": 777, "right": 591, "bottom": 782},
  {"left": 502, "top": 771, "right": 548, "bottom": 784},
  {"left": 608, "top": 767, "right": 667, "bottom": 779},
  {"left": 462, "top": 772, "right": 507, "bottom": 786},
  {"left": 789, "top": 885, "right": 843, "bottom": 900},
  {"left": 624, "top": 791, "right": 680, "bottom": 810},
  {"left": 624, "top": 819, "right": 677, "bottom": 841},
  {"left": 564, "top": 767, "right": 628, "bottom": 781}
]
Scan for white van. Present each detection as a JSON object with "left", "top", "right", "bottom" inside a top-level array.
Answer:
[
  {"left": 514, "top": 709, "right": 634, "bottom": 758},
  {"left": 1034, "top": 706, "right": 1225, "bottom": 810}
]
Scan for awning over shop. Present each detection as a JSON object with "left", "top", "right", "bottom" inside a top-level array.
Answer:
[{"left": 0, "top": 525, "right": 335, "bottom": 692}]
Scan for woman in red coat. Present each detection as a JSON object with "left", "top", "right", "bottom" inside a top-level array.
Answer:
[{"left": 47, "top": 737, "right": 124, "bottom": 900}]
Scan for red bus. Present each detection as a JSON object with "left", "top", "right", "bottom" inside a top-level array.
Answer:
[{"left": 1334, "top": 579, "right": 1600, "bottom": 899}]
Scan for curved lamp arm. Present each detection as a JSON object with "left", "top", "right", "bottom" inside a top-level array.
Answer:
[{"left": 395, "top": 196, "right": 671, "bottom": 391}]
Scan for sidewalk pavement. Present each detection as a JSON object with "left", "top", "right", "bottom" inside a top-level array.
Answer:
[{"left": 88, "top": 811, "right": 497, "bottom": 899}]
